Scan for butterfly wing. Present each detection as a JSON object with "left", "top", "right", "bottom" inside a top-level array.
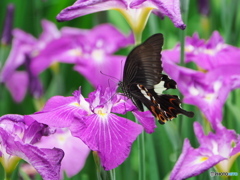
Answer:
[
  {"left": 157, "top": 94, "right": 194, "bottom": 121},
  {"left": 122, "top": 33, "right": 164, "bottom": 89}
]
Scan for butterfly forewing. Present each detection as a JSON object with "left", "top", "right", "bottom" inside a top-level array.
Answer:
[{"left": 123, "top": 34, "right": 164, "bottom": 89}]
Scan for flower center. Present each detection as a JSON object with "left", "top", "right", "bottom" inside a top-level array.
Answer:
[
  {"left": 94, "top": 107, "right": 108, "bottom": 120},
  {"left": 91, "top": 49, "right": 105, "bottom": 63},
  {"left": 185, "top": 45, "right": 194, "bottom": 53},
  {"left": 97, "top": 109, "right": 106, "bottom": 116}
]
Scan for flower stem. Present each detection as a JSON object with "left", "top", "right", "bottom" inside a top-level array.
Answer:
[
  {"left": 180, "top": 0, "right": 189, "bottom": 66},
  {"left": 178, "top": 0, "right": 189, "bottom": 136},
  {"left": 133, "top": 31, "right": 142, "bottom": 46},
  {"left": 138, "top": 131, "right": 146, "bottom": 180},
  {"left": 93, "top": 151, "right": 111, "bottom": 180},
  {"left": 110, "top": 169, "right": 116, "bottom": 180}
]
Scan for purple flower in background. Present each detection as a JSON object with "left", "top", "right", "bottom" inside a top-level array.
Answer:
[
  {"left": 165, "top": 31, "right": 240, "bottom": 70},
  {"left": 197, "top": 0, "right": 210, "bottom": 16},
  {"left": 27, "top": 87, "right": 152, "bottom": 170},
  {"left": 0, "top": 20, "right": 60, "bottom": 102},
  {"left": 31, "top": 24, "right": 134, "bottom": 88},
  {"left": 162, "top": 31, "right": 240, "bottom": 127},
  {"left": 36, "top": 128, "right": 90, "bottom": 179},
  {"left": 187, "top": 32, "right": 240, "bottom": 70},
  {"left": 56, "top": 0, "right": 186, "bottom": 32},
  {"left": 170, "top": 122, "right": 240, "bottom": 180},
  {"left": 1, "top": 4, "right": 14, "bottom": 45},
  {"left": 0, "top": 114, "right": 64, "bottom": 180}
]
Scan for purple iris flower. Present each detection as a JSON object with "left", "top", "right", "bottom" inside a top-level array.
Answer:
[
  {"left": 162, "top": 31, "right": 240, "bottom": 128},
  {"left": 31, "top": 23, "right": 134, "bottom": 88},
  {"left": 27, "top": 86, "right": 157, "bottom": 170},
  {"left": 0, "top": 20, "right": 60, "bottom": 102},
  {"left": 56, "top": 0, "right": 186, "bottom": 30},
  {"left": 0, "top": 114, "right": 64, "bottom": 180},
  {"left": 36, "top": 128, "right": 90, "bottom": 179},
  {"left": 170, "top": 122, "right": 240, "bottom": 179}
]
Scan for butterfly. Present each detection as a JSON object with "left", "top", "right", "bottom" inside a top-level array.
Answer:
[{"left": 119, "top": 33, "right": 194, "bottom": 124}]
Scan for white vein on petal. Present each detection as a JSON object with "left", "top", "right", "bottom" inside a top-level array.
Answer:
[{"left": 44, "top": 103, "right": 80, "bottom": 123}]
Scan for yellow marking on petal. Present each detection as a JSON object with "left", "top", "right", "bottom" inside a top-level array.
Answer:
[
  {"left": 58, "top": 135, "right": 66, "bottom": 142},
  {"left": 193, "top": 156, "right": 209, "bottom": 165},
  {"left": 197, "top": 65, "right": 208, "bottom": 73},
  {"left": 71, "top": 102, "right": 80, "bottom": 107},
  {"left": 204, "top": 93, "right": 214, "bottom": 101},
  {"left": 97, "top": 110, "right": 107, "bottom": 116},
  {"left": 199, "top": 156, "right": 209, "bottom": 162}
]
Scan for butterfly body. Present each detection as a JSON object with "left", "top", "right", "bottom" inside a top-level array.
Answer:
[{"left": 119, "top": 33, "right": 194, "bottom": 124}]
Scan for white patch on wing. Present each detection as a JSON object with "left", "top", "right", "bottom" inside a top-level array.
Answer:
[
  {"left": 137, "top": 84, "right": 151, "bottom": 100},
  {"left": 154, "top": 81, "right": 165, "bottom": 94}
]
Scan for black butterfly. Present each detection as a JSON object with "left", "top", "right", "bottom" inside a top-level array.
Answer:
[{"left": 119, "top": 33, "right": 194, "bottom": 124}]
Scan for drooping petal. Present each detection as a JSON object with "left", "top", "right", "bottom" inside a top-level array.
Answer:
[
  {"left": 37, "top": 128, "right": 90, "bottom": 178},
  {"left": 39, "top": 20, "right": 61, "bottom": 43},
  {"left": 74, "top": 55, "right": 125, "bottom": 88},
  {"left": 5, "top": 71, "right": 29, "bottom": 102},
  {"left": 28, "top": 96, "right": 88, "bottom": 127},
  {"left": 132, "top": 110, "right": 156, "bottom": 133},
  {"left": 0, "top": 114, "right": 24, "bottom": 122},
  {"left": 194, "top": 122, "right": 239, "bottom": 158},
  {"left": 1, "top": 29, "right": 36, "bottom": 82},
  {"left": 170, "top": 139, "right": 225, "bottom": 180},
  {"left": 23, "top": 121, "right": 49, "bottom": 145},
  {"left": 56, "top": 0, "right": 127, "bottom": 22},
  {"left": 56, "top": 0, "right": 186, "bottom": 29},
  {"left": 80, "top": 24, "right": 134, "bottom": 54},
  {"left": 131, "top": 0, "right": 186, "bottom": 29},
  {"left": 71, "top": 113, "right": 143, "bottom": 170},
  {"left": 0, "top": 127, "right": 64, "bottom": 180},
  {"left": 31, "top": 37, "right": 77, "bottom": 75}
]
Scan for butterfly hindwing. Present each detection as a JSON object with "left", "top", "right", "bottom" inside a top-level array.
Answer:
[{"left": 157, "top": 94, "right": 194, "bottom": 120}]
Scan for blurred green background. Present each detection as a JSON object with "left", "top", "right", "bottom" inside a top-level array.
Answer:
[{"left": 0, "top": 0, "right": 240, "bottom": 179}]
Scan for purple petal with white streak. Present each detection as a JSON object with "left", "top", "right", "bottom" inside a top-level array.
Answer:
[
  {"left": 56, "top": 0, "right": 127, "bottom": 22},
  {"left": 170, "top": 139, "right": 225, "bottom": 180},
  {"left": 28, "top": 96, "right": 87, "bottom": 127},
  {"left": 71, "top": 113, "right": 143, "bottom": 170}
]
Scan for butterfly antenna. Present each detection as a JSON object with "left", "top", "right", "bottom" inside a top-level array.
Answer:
[{"left": 100, "top": 71, "right": 120, "bottom": 83}]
